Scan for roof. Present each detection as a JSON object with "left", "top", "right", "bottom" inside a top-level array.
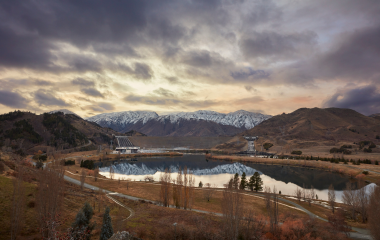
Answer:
[{"left": 115, "top": 136, "right": 134, "bottom": 147}]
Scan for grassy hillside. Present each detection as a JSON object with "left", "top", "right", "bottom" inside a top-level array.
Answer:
[
  {"left": 0, "top": 111, "right": 122, "bottom": 154},
  {"left": 242, "top": 108, "right": 380, "bottom": 142}
]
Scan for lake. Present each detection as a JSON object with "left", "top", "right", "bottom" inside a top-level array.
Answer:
[{"left": 97, "top": 154, "right": 372, "bottom": 202}]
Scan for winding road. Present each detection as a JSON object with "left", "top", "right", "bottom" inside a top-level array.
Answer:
[{"left": 63, "top": 173, "right": 373, "bottom": 240}]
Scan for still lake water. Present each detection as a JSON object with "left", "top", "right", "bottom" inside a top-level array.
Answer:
[{"left": 97, "top": 154, "right": 372, "bottom": 202}]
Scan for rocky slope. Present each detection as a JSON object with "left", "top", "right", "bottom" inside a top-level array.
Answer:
[{"left": 87, "top": 110, "right": 271, "bottom": 136}]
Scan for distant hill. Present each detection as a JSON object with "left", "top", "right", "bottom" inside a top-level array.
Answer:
[
  {"left": 241, "top": 107, "right": 380, "bottom": 142},
  {"left": 369, "top": 113, "right": 380, "bottom": 121},
  {"left": 86, "top": 110, "right": 271, "bottom": 136},
  {"left": 0, "top": 111, "right": 121, "bottom": 154},
  {"left": 48, "top": 109, "right": 82, "bottom": 118}
]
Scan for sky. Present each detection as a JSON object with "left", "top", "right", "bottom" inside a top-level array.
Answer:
[{"left": 0, "top": 0, "right": 380, "bottom": 118}]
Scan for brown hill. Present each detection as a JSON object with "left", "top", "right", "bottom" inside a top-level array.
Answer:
[
  {"left": 0, "top": 111, "right": 121, "bottom": 154},
  {"left": 370, "top": 113, "right": 380, "bottom": 121},
  {"left": 241, "top": 108, "right": 380, "bottom": 142}
]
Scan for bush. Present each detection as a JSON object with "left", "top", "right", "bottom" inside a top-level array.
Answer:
[
  {"left": 64, "top": 160, "right": 75, "bottom": 166},
  {"left": 80, "top": 160, "right": 94, "bottom": 169},
  {"left": 291, "top": 150, "right": 302, "bottom": 155},
  {"left": 0, "top": 161, "right": 5, "bottom": 173},
  {"left": 362, "top": 171, "right": 369, "bottom": 175},
  {"left": 363, "top": 148, "right": 372, "bottom": 153},
  {"left": 376, "top": 161, "right": 379, "bottom": 165},
  {"left": 263, "top": 142, "right": 273, "bottom": 150},
  {"left": 369, "top": 142, "right": 376, "bottom": 148}
]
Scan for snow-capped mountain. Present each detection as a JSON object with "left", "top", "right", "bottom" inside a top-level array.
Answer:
[
  {"left": 86, "top": 111, "right": 159, "bottom": 132},
  {"left": 160, "top": 110, "right": 270, "bottom": 129},
  {"left": 99, "top": 162, "right": 261, "bottom": 176},
  {"left": 86, "top": 110, "right": 271, "bottom": 136}
]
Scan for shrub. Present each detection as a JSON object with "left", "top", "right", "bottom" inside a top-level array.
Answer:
[
  {"left": 362, "top": 171, "right": 369, "bottom": 175},
  {"left": 369, "top": 142, "right": 376, "bottom": 149},
  {"left": 376, "top": 161, "right": 379, "bottom": 165},
  {"left": 64, "top": 160, "right": 75, "bottom": 166},
  {"left": 27, "top": 201, "right": 35, "bottom": 208},
  {"left": 291, "top": 150, "right": 302, "bottom": 155},
  {"left": 363, "top": 148, "right": 372, "bottom": 153},
  {"left": 341, "top": 145, "right": 352, "bottom": 149},
  {"left": 263, "top": 142, "right": 273, "bottom": 150},
  {"left": 80, "top": 160, "right": 94, "bottom": 169},
  {"left": 0, "top": 161, "right": 5, "bottom": 173}
]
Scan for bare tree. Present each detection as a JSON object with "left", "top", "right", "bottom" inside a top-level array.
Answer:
[
  {"left": 294, "top": 186, "right": 302, "bottom": 202},
  {"left": 368, "top": 183, "right": 380, "bottom": 239},
  {"left": 221, "top": 179, "right": 244, "bottom": 240},
  {"left": 36, "top": 162, "right": 66, "bottom": 239},
  {"left": 268, "top": 186, "right": 279, "bottom": 235},
  {"left": 342, "top": 182, "right": 358, "bottom": 221},
  {"left": 328, "top": 184, "right": 336, "bottom": 213},
  {"left": 310, "top": 185, "right": 315, "bottom": 200},
  {"left": 159, "top": 168, "right": 172, "bottom": 207},
  {"left": 80, "top": 169, "right": 86, "bottom": 190},
  {"left": 356, "top": 179, "right": 369, "bottom": 223},
  {"left": 94, "top": 168, "right": 99, "bottom": 182},
  {"left": 109, "top": 165, "right": 114, "bottom": 180},
  {"left": 240, "top": 210, "right": 265, "bottom": 240},
  {"left": 264, "top": 186, "right": 271, "bottom": 210},
  {"left": 11, "top": 165, "right": 26, "bottom": 240},
  {"left": 203, "top": 183, "right": 217, "bottom": 202}
]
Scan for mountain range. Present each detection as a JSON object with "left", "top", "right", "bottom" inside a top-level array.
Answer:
[{"left": 86, "top": 110, "right": 271, "bottom": 137}]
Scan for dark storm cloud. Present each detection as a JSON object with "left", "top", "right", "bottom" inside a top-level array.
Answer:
[
  {"left": 0, "top": 0, "right": 147, "bottom": 71},
  {"left": 81, "top": 88, "right": 104, "bottom": 98},
  {"left": 34, "top": 89, "right": 69, "bottom": 106},
  {"left": 315, "top": 24, "right": 380, "bottom": 81},
  {"left": 153, "top": 88, "right": 175, "bottom": 97},
  {"left": 0, "top": 90, "right": 28, "bottom": 108},
  {"left": 71, "top": 78, "right": 95, "bottom": 87},
  {"left": 323, "top": 85, "right": 380, "bottom": 115},
  {"left": 133, "top": 63, "right": 153, "bottom": 80},
  {"left": 230, "top": 67, "right": 270, "bottom": 80},
  {"left": 124, "top": 94, "right": 180, "bottom": 106},
  {"left": 239, "top": 31, "right": 317, "bottom": 60}
]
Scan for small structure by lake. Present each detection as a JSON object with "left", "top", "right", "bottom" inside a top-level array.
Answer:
[{"left": 114, "top": 136, "right": 140, "bottom": 154}]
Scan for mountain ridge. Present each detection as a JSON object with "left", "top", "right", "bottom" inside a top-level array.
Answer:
[{"left": 86, "top": 110, "right": 271, "bottom": 136}]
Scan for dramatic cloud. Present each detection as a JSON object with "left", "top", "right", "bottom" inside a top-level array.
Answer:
[
  {"left": 0, "top": 0, "right": 379, "bottom": 115},
  {"left": 72, "top": 78, "right": 95, "bottom": 87},
  {"left": 239, "top": 31, "right": 317, "bottom": 61},
  {"left": 323, "top": 85, "right": 380, "bottom": 115},
  {"left": 34, "top": 90, "right": 69, "bottom": 106},
  {"left": 81, "top": 88, "right": 104, "bottom": 98},
  {"left": 0, "top": 90, "right": 28, "bottom": 108},
  {"left": 153, "top": 88, "right": 175, "bottom": 97}
]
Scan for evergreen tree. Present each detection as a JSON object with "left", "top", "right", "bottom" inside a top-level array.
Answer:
[
  {"left": 253, "top": 172, "right": 263, "bottom": 192},
  {"left": 239, "top": 172, "right": 247, "bottom": 190},
  {"left": 80, "top": 160, "right": 83, "bottom": 168},
  {"left": 72, "top": 202, "right": 95, "bottom": 239},
  {"left": 233, "top": 173, "right": 240, "bottom": 189},
  {"left": 199, "top": 181, "right": 203, "bottom": 188},
  {"left": 100, "top": 206, "right": 113, "bottom": 240},
  {"left": 248, "top": 175, "right": 255, "bottom": 191}
]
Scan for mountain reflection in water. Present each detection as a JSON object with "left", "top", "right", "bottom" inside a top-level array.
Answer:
[{"left": 97, "top": 155, "right": 371, "bottom": 202}]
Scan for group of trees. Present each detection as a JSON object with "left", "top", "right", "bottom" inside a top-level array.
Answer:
[
  {"left": 229, "top": 172, "right": 263, "bottom": 192},
  {"left": 159, "top": 167, "right": 195, "bottom": 209}
]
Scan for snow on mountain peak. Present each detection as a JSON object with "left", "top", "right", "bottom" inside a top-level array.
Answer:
[{"left": 86, "top": 109, "right": 271, "bottom": 130}]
